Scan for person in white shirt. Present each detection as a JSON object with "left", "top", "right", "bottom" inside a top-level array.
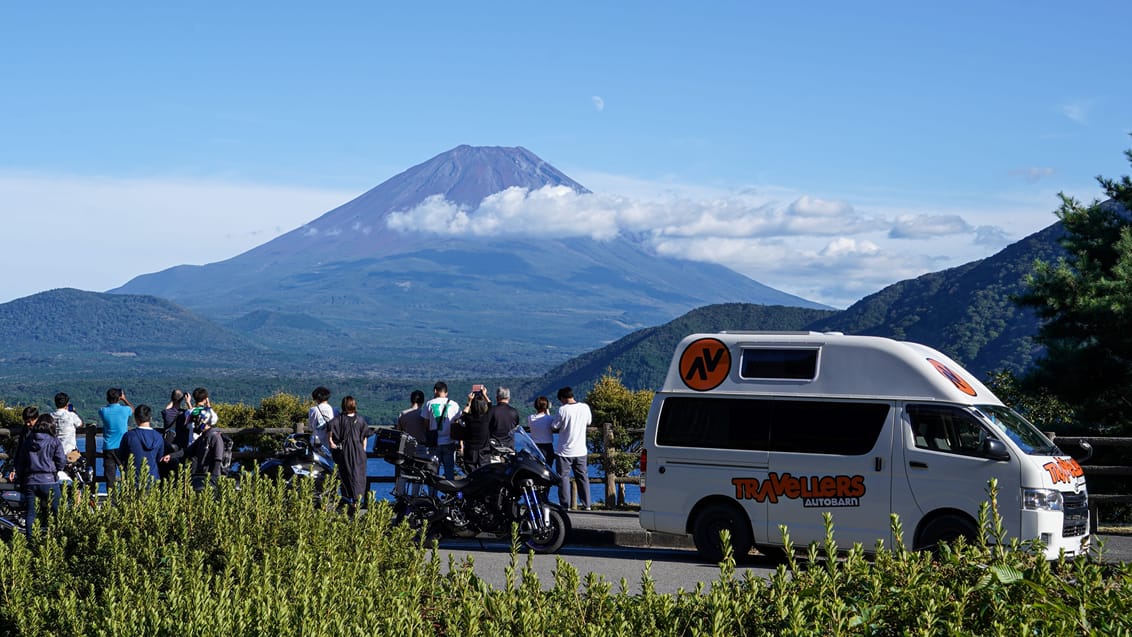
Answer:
[
  {"left": 51, "top": 392, "right": 83, "bottom": 461},
  {"left": 420, "top": 381, "right": 462, "bottom": 479},
  {"left": 307, "top": 386, "right": 335, "bottom": 456},
  {"left": 527, "top": 396, "right": 556, "bottom": 466},
  {"left": 552, "top": 386, "right": 593, "bottom": 511}
]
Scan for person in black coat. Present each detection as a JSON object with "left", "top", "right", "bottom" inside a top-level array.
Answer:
[
  {"left": 458, "top": 390, "right": 492, "bottom": 471},
  {"left": 10, "top": 414, "right": 67, "bottom": 541},
  {"left": 485, "top": 387, "right": 520, "bottom": 451},
  {"left": 160, "top": 415, "right": 226, "bottom": 492},
  {"left": 327, "top": 396, "right": 370, "bottom": 517}
]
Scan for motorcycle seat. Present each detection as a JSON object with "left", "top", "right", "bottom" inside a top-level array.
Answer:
[{"left": 432, "top": 477, "right": 471, "bottom": 493}]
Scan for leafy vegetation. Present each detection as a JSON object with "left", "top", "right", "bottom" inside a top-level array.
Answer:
[
  {"left": 2, "top": 476, "right": 1130, "bottom": 635},
  {"left": 584, "top": 370, "right": 653, "bottom": 481},
  {"left": 1016, "top": 143, "right": 1132, "bottom": 434}
]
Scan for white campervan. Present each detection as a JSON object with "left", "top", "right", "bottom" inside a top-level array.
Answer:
[{"left": 639, "top": 332, "right": 1089, "bottom": 561}]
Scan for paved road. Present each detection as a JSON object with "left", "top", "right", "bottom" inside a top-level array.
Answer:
[{"left": 436, "top": 540, "right": 776, "bottom": 595}]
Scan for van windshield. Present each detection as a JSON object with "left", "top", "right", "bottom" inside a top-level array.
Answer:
[{"left": 974, "top": 405, "right": 1062, "bottom": 456}]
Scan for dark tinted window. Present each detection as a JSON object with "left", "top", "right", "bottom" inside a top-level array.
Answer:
[
  {"left": 770, "top": 400, "right": 889, "bottom": 455},
  {"left": 656, "top": 396, "right": 889, "bottom": 455},
  {"left": 656, "top": 397, "right": 771, "bottom": 450},
  {"left": 907, "top": 404, "right": 989, "bottom": 456},
  {"left": 740, "top": 348, "right": 819, "bottom": 380}
]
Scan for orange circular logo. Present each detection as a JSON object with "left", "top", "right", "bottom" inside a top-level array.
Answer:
[
  {"left": 679, "top": 338, "right": 731, "bottom": 391},
  {"left": 928, "top": 359, "right": 977, "bottom": 397}
]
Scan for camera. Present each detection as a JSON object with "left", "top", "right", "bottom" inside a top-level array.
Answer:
[{"left": 472, "top": 384, "right": 485, "bottom": 395}]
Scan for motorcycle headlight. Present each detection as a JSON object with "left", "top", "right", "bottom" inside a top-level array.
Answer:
[{"left": 1022, "top": 488, "right": 1063, "bottom": 512}]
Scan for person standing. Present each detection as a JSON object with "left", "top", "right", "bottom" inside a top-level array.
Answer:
[
  {"left": 10, "top": 414, "right": 67, "bottom": 541},
  {"left": 528, "top": 396, "right": 556, "bottom": 466},
  {"left": 485, "top": 387, "right": 520, "bottom": 451},
  {"left": 160, "top": 405, "right": 225, "bottom": 493},
  {"left": 394, "top": 390, "right": 428, "bottom": 496},
  {"left": 185, "top": 387, "right": 218, "bottom": 446},
  {"left": 51, "top": 393, "right": 83, "bottom": 462},
  {"left": 421, "top": 382, "right": 461, "bottom": 479},
  {"left": 459, "top": 389, "right": 492, "bottom": 471},
  {"left": 553, "top": 386, "right": 593, "bottom": 511},
  {"left": 161, "top": 389, "right": 191, "bottom": 450},
  {"left": 121, "top": 405, "right": 164, "bottom": 486},
  {"left": 98, "top": 388, "right": 132, "bottom": 491},
  {"left": 307, "top": 386, "right": 335, "bottom": 454},
  {"left": 327, "top": 396, "right": 370, "bottom": 517},
  {"left": 396, "top": 390, "right": 428, "bottom": 445}
]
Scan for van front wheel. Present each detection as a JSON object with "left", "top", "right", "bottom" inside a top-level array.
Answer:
[
  {"left": 692, "top": 503, "right": 752, "bottom": 563},
  {"left": 916, "top": 515, "right": 978, "bottom": 554}
]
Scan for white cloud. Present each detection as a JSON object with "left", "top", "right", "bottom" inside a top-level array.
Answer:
[
  {"left": 0, "top": 171, "right": 355, "bottom": 302},
  {"left": 1010, "top": 166, "right": 1056, "bottom": 183},
  {"left": 385, "top": 183, "right": 1025, "bottom": 308},
  {"left": 1060, "top": 99, "right": 1095, "bottom": 124},
  {"left": 889, "top": 214, "right": 973, "bottom": 239},
  {"left": 592, "top": 95, "right": 605, "bottom": 112}
]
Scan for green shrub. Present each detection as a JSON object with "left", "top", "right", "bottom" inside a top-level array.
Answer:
[{"left": 1, "top": 477, "right": 1130, "bottom": 635}]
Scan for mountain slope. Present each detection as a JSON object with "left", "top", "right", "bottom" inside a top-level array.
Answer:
[
  {"left": 0, "top": 288, "right": 268, "bottom": 374},
  {"left": 806, "top": 222, "right": 1066, "bottom": 376}
]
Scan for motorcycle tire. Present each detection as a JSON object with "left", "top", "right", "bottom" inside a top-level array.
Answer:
[
  {"left": 393, "top": 498, "right": 442, "bottom": 545},
  {"left": 524, "top": 506, "right": 568, "bottom": 554}
]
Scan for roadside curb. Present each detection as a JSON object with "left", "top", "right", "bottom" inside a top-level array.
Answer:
[{"left": 570, "top": 527, "right": 695, "bottom": 550}]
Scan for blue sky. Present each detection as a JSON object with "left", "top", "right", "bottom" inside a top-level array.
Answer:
[{"left": 1, "top": 2, "right": 1129, "bottom": 307}]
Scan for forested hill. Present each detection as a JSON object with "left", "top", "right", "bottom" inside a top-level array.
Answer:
[
  {"left": 0, "top": 288, "right": 268, "bottom": 373},
  {"left": 522, "top": 303, "right": 837, "bottom": 397},
  {"left": 807, "top": 222, "right": 1066, "bottom": 377}
]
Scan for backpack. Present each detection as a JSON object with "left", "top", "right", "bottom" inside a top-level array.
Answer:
[
  {"left": 189, "top": 407, "right": 214, "bottom": 435},
  {"left": 219, "top": 434, "right": 235, "bottom": 473}
]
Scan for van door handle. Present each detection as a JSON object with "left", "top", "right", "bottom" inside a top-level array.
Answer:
[{"left": 909, "top": 461, "right": 928, "bottom": 469}]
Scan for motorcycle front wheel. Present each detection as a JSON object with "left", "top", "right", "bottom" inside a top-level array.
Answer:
[
  {"left": 524, "top": 506, "right": 568, "bottom": 554},
  {"left": 393, "top": 497, "right": 443, "bottom": 545}
]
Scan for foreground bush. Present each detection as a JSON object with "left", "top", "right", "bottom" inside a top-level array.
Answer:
[{"left": 1, "top": 476, "right": 1131, "bottom": 636}]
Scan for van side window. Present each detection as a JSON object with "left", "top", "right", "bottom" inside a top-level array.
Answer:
[
  {"left": 740, "top": 348, "right": 819, "bottom": 380},
  {"left": 656, "top": 397, "right": 771, "bottom": 450},
  {"left": 770, "top": 400, "right": 890, "bottom": 455},
  {"left": 655, "top": 397, "right": 888, "bottom": 455},
  {"left": 907, "top": 405, "right": 987, "bottom": 455}
]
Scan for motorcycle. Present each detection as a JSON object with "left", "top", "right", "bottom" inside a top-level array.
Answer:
[
  {"left": 257, "top": 433, "right": 335, "bottom": 501},
  {"left": 377, "top": 426, "right": 571, "bottom": 554},
  {"left": 1, "top": 454, "right": 98, "bottom": 541}
]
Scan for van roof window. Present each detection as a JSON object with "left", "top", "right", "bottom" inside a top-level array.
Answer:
[{"left": 740, "top": 348, "right": 819, "bottom": 381}]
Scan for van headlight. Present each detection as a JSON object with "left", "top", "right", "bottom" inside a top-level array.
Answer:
[{"left": 1022, "top": 488, "right": 1063, "bottom": 512}]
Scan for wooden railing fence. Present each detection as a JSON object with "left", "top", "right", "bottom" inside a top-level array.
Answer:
[{"left": 1, "top": 422, "right": 643, "bottom": 510}]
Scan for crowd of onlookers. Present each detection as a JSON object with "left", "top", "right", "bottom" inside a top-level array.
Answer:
[
  {"left": 391, "top": 382, "right": 593, "bottom": 511},
  {"left": 2, "top": 381, "right": 594, "bottom": 541}
]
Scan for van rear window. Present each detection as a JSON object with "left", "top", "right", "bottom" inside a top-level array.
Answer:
[
  {"left": 740, "top": 348, "right": 819, "bottom": 380},
  {"left": 656, "top": 396, "right": 889, "bottom": 455}
]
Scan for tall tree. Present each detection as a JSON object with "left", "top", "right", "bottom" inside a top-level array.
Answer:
[{"left": 1016, "top": 143, "right": 1132, "bottom": 432}]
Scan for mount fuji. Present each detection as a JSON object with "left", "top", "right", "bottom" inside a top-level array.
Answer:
[{"left": 112, "top": 145, "right": 826, "bottom": 376}]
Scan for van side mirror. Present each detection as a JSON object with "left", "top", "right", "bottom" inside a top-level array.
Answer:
[{"left": 981, "top": 438, "right": 1010, "bottom": 461}]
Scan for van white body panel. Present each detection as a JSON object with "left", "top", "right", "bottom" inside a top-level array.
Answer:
[{"left": 641, "top": 332, "right": 1089, "bottom": 559}]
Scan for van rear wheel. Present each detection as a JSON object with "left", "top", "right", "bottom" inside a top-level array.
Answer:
[{"left": 692, "top": 503, "right": 752, "bottom": 563}]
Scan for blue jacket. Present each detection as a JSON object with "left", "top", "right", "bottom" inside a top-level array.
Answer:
[
  {"left": 122, "top": 427, "right": 165, "bottom": 481},
  {"left": 14, "top": 431, "right": 67, "bottom": 485}
]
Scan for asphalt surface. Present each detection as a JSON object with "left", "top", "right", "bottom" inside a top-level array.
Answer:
[{"left": 565, "top": 509, "right": 1132, "bottom": 563}]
